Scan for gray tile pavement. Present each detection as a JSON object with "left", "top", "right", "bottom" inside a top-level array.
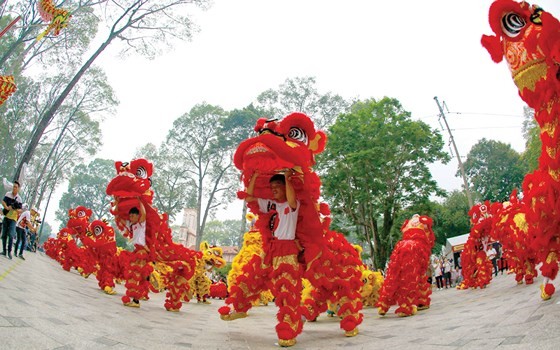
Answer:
[{"left": 1, "top": 253, "right": 559, "bottom": 349}]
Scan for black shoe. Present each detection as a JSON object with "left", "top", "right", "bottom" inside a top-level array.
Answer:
[
  {"left": 0, "top": 251, "right": 5, "bottom": 256},
  {"left": 8, "top": 254, "right": 12, "bottom": 259},
  {"left": 14, "top": 253, "right": 18, "bottom": 257},
  {"left": 18, "top": 255, "right": 25, "bottom": 260}
]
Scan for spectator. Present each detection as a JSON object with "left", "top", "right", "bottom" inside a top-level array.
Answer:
[
  {"left": 434, "top": 259, "right": 443, "bottom": 290},
  {"left": 15, "top": 203, "right": 32, "bottom": 260},
  {"left": 1, "top": 181, "right": 23, "bottom": 259},
  {"left": 452, "top": 266, "right": 463, "bottom": 287},
  {"left": 486, "top": 244, "right": 498, "bottom": 277},
  {"left": 443, "top": 258, "right": 452, "bottom": 288}
]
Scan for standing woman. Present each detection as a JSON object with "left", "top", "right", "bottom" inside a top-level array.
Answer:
[{"left": 434, "top": 259, "right": 443, "bottom": 291}]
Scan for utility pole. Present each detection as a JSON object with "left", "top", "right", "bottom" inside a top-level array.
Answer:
[{"left": 434, "top": 96, "right": 474, "bottom": 208}]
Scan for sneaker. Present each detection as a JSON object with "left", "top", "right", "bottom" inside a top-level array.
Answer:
[
  {"left": 18, "top": 255, "right": 25, "bottom": 260},
  {"left": 123, "top": 301, "right": 140, "bottom": 308}
]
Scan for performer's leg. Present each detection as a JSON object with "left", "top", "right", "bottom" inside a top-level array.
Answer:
[{"left": 271, "top": 249, "right": 303, "bottom": 347}]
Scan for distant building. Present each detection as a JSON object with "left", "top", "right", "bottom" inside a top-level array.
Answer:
[
  {"left": 221, "top": 246, "right": 239, "bottom": 263},
  {"left": 178, "top": 208, "right": 197, "bottom": 249}
]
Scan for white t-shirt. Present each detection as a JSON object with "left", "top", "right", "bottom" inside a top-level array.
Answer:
[
  {"left": 128, "top": 220, "right": 146, "bottom": 246},
  {"left": 16, "top": 210, "right": 31, "bottom": 229},
  {"left": 486, "top": 247, "right": 497, "bottom": 260},
  {"left": 257, "top": 198, "right": 300, "bottom": 240}
]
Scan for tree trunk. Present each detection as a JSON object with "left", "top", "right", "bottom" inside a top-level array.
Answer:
[
  {"left": 13, "top": 34, "right": 116, "bottom": 182},
  {"left": 28, "top": 114, "right": 73, "bottom": 206},
  {"left": 37, "top": 180, "right": 56, "bottom": 244}
]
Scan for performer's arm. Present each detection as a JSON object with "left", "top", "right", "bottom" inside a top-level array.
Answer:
[
  {"left": 285, "top": 170, "right": 297, "bottom": 210},
  {"left": 138, "top": 201, "right": 146, "bottom": 223},
  {"left": 245, "top": 171, "right": 260, "bottom": 202}
]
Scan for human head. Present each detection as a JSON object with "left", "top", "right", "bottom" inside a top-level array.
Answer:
[
  {"left": 22, "top": 203, "right": 28, "bottom": 211},
  {"left": 269, "top": 174, "right": 286, "bottom": 201},
  {"left": 12, "top": 181, "right": 20, "bottom": 195},
  {"left": 129, "top": 207, "right": 140, "bottom": 224}
]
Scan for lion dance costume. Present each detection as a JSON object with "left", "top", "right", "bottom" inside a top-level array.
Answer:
[
  {"left": 188, "top": 241, "right": 226, "bottom": 303},
  {"left": 377, "top": 214, "right": 435, "bottom": 317},
  {"left": 482, "top": 0, "right": 560, "bottom": 299},
  {"left": 81, "top": 220, "right": 123, "bottom": 295},
  {"left": 106, "top": 159, "right": 198, "bottom": 311},
  {"left": 218, "top": 113, "right": 363, "bottom": 347},
  {"left": 457, "top": 202, "right": 494, "bottom": 290}
]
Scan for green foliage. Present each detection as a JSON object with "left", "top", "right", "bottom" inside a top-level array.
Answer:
[
  {"left": 202, "top": 220, "right": 243, "bottom": 247},
  {"left": 214, "top": 263, "right": 232, "bottom": 282},
  {"left": 255, "top": 76, "right": 351, "bottom": 130},
  {"left": 321, "top": 97, "right": 450, "bottom": 269},
  {"left": 134, "top": 143, "right": 196, "bottom": 221},
  {"left": 521, "top": 107, "right": 540, "bottom": 173},
  {"left": 432, "top": 190, "right": 470, "bottom": 246},
  {"left": 55, "top": 158, "right": 115, "bottom": 224},
  {"left": 461, "top": 138, "right": 524, "bottom": 202},
  {"left": 37, "top": 221, "right": 53, "bottom": 245}
]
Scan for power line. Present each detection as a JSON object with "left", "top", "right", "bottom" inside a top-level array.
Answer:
[
  {"left": 448, "top": 111, "right": 524, "bottom": 118},
  {"left": 451, "top": 126, "right": 521, "bottom": 131},
  {"left": 434, "top": 97, "right": 474, "bottom": 208}
]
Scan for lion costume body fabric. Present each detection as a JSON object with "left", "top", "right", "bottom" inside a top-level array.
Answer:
[
  {"left": 218, "top": 113, "right": 363, "bottom": 347},
  {"left": 106, "top": 159, "right": 198, "bottom": 311},
  {"left": 491, "top": 190, "right": 538, "bottom": 285},
  {"left": 377, "top": 214, "right": 434, "bottom": 316},
  {"left": 482, "top": 0, "right": 560, "bottom": 299}
]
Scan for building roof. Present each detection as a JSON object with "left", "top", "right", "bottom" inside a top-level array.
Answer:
[
  {"left": 446, "top": 233, "right": 470, "bottom": 247},
  {"left": 221, "top": 246, "right": 239, "bottom": 255}
]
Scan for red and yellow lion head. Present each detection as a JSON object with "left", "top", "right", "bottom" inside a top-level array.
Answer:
[
  {"left": 200, "top": 241, "right": 226, "bottom": 270},
  {"left": 400, "top": 214, "right": 435, "bottom": 247},
  {"left": 234, "top": 112, "right": 326, "bottom": 201},
  {"left": 106, "top": 158, "right": 154, "bottom": 219},
  {"left": 66, "top": 206, "right": 92, "bottom": 238},
  {"left": 87, "top": 220, "right": 116, "bottom": 244},
  {"left": 481, "top": 0, "right": 560, "bottom": 104}
]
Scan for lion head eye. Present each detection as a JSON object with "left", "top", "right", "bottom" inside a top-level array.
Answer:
[
  {"left": 94, "top": 226, "right": 103, "bottom": 236},
  {"left": 136, "top": 166, "right": 148, "bottom": 179},
  {"left": 77, "top": 211, "right": 86, "bottom": 218},
  {"left": 502, "top": 12, "right": 526, "bottom": 38},
  {"left": 288, "top": 127, "right": 308, "bottom": 144}
]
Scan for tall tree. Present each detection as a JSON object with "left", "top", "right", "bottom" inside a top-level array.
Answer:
[
  {"left": 55, "top": 158, "right": 115, "bottom": 223},
  {"left": 13, "top": 0, "right": 211, "bottom": 182},
  {"left": 217, "top": 104, "right": 263, "bottom": 244},
  {"left": 134, "top": 143, "right": 196, "bottom": 221},
  {"left": 461, "top": 138, "right": 524, "bottom": 202},
  {"left": 166, "top": 103, "right": 238, "bottom": 249},
  {"left": 320, "top": 97, "right": 450, "bottom": 269},
  {"left": 255, "top": 76, "right": 351, "bottom": 130},
  {"left": 520, "top": 106, "right": 540, "bottom": 173}
]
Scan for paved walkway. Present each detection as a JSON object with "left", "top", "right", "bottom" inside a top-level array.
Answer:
[{"left": 1, "top": 253, "right": 559, "bottom": 349}]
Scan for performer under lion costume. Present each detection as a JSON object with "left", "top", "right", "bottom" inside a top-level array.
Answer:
[
  {"left": 187, "top": 241, "right": 226, "bottom": 303},
  {"left": 377, "top": 214, "right": 435, "bottom": 317},
  {"left": 457, "top": 202, "right": 494, "bottom": 290},
  {"left": 106, "top": 159, "right": 198, "bottom": 311},
  {"left": 482, "top": 0, "right": 560, "bottom": 299},
  {"left": 218, "top": 113, "right": 363, "bottom": 347}
]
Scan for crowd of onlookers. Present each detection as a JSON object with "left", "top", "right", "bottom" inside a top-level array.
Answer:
[
  {"left": 428, "top": 256, "right": 462, "bottom": 290},
  {"left": 1, "top": 181, "right": 40, "bottom": 260}
]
